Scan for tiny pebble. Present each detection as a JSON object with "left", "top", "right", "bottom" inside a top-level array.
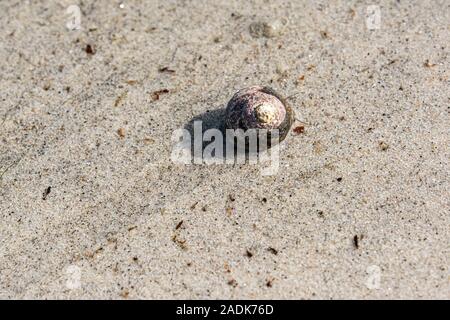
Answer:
[
  {"left": 379, "top": 141, "right": 389, "bottom": 151},
  {"left": 263, "top": 18, "right": 288, "bottom": 38},
  {"left": 249, "top": 18, "right": 287, "bottom": 38},
  {"left": 117, "top": 128, "right": 126, "bottom": 138}
]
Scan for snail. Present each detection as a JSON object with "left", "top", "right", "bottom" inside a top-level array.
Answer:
[{"left": 224, "top": 86, "right": 294, "bottom": 148}]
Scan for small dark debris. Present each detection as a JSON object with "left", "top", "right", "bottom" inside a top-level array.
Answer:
[
  {"left": 151, "top": 89, "right": 169, "bottom": 101},
  {"left": 175, "top": 220, "right": 184, "bottom": 230},
  {"left": 190, "top": 201, "right": 198, "bottom": 210},
  {"left": 423, "top": 59, "right": 436, "bottom": 68},
  {"left": 320, "top": 30, "right": 329, "bottom": 39},
  {"left": 262, "top": 197, "right": 267, "bottom": 203},
  {"left": 128, "top": 226, "right": 137, "bottom": 232},
  {"left": 353, "top": 235, "right": 359, "bottom": 249},
  {"left": 387, "top": 59, "right": 397, "bottom": 66},
  {"left": 85, "top": 44, "right": 95, "bottom": 55},
  {"left": 293, "top": 125, "right": 305, "bottom": 135},
  {"left": 132, "top": 256, "right": 138, "bottom": 262},
  {"left": 172, "top": 234, "right": 187, "bottom": 250},
  {"left": 42, "top": 186, "right": 51, "bottom": 200},
  {"left": 245, "top": 250, "right": 253, "bottom": 258},
  {"left": 227, "top": 279, "right": 238, "bottom": 287},
  {"left": 117, "top": 128, "right": 126, "bottom": 138},
  {"left": 228, "top": 194, "right": 235, "bottom": 202},
  {"left": 379, "top": 141, "right": 389, "bottom": 151},
  {"left": 201, "top": 205, "right": 207, "bottom": 212},
  {"left": 336, "top": 177, "right": 343, "bottom": 182},
  {"left": 158, "top": 67, "right": 176, "bottom": 74},
  {"left": 267, "top": 247, "right": 278, "bottom": 255},
  {"left": 348, "top": 8, "right": 356, "bottom": 18},
  {"left": 266, "top": 279, "right": 274, "bottom": 287},
  {"left": 230, "top": 12, "right": 242, "bottom": 19}
]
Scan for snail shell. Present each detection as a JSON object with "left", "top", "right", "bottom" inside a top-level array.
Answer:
[{"left": 225, "top": 86, "right": 294, "bottom": 145}]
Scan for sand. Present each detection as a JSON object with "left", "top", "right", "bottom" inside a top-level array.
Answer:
[{"left": 0, "top": 0, "right": 449, "bottom": 299}]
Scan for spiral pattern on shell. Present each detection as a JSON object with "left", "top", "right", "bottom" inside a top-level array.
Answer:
[{"left": 225, "top": 86, "right": 294, "bottom": 143}]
